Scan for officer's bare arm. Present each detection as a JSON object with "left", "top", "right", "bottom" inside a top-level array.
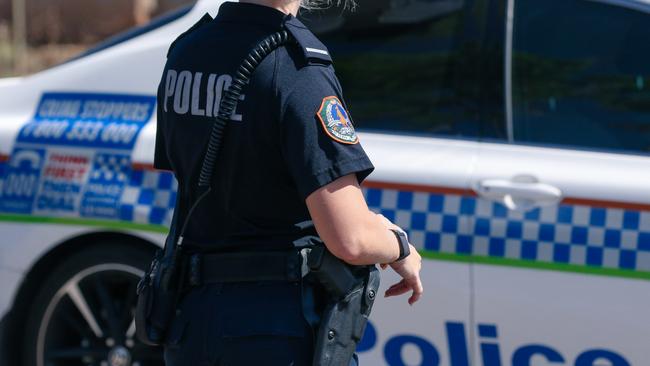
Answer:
[
  {"left": 306, "top": 174, "right": 402, "bottom": 265},
  {"left": 307, "top": 174, "right": 424, "bottom": 304}
]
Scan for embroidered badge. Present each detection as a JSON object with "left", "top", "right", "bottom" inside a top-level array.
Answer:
[{"left": 316, "top": 96, "right": 359, "bottom": 144}]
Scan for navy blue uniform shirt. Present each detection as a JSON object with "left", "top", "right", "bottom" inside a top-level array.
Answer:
[{"left": 154, "top": 2, "right": 374, "bottom": 251}]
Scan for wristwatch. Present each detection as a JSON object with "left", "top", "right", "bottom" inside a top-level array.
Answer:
[{"left": 390, "top": 229, "right": 411, "bottom": 262}]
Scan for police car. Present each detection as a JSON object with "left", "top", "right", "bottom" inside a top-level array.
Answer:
[{"left": 1, "top": 0, "right": 649, "bottom": 365}]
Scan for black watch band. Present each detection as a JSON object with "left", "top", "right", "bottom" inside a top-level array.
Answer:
[{"left": 390, "top": 229, "right": 411, "bottom": 262}]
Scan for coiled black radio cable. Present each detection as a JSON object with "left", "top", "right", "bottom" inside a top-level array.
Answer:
[
  {"left": 176, "top": 30, "right": 292, "bottom": 246},
  {"left": 199, "top": 30, "right": 290, "bottom": 187}
]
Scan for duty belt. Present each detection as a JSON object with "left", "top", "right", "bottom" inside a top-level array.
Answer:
[{"left": 185, "top": 250, "right": 308, "bottom": 287}]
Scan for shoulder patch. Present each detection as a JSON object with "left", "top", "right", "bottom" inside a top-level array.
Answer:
[{"left": 316, "top": 96, "right": 359, "bottom": 144}]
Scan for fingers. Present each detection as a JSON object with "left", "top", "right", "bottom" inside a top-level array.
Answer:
[
  {"left": 384, "top": 280, "right": 409, "bottom": 298},
  {"left": 380, "top": 263, "right": 388, "bottom": 270},
  {"left": 384, "top": 280, "right": 405, "bottom": 293},
  {"left": 407, "top": 276, "right": 424, "bottom": 305},
  {"left": 384, "top": 277, "right": 424, "bottom": 305}
]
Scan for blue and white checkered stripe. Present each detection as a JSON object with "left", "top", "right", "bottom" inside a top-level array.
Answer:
[
  {"left": 117, "top": 169, "right": 650, "bottom": 273},
  {"left": 119, "top": 169, "right": 177, "bottom": 226},
  {"left": 364, "top": 187, "right": 650, "bottom": 272}
]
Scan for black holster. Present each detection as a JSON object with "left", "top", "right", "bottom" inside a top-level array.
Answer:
[
  {"left": 307, "top": 245, "right": 381, "bottom": 366},
  {"left": 135, "top": 233, "right": 186, "bottom": 346}
]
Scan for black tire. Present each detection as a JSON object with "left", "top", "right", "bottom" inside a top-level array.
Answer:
[{"left": 22, "top": 241, "right": 164, "bottom": 366}]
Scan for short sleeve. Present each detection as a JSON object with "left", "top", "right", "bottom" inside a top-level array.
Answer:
[
  {"left": 280, "top": 66, "right": 374, "bottom": 200},
  {"left": 153, "top": 99, "right": 172, "bottom": 171}
]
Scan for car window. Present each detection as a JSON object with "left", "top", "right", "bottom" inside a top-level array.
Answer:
[
  {"left": 300, "top": 0, "right": 506, "bottom": 140},
  {"left": 512, "top": 0, "right": 650, "bottom": 154},
  {"left": 68, "top": 4, "right": 194, "bottom": 64}
]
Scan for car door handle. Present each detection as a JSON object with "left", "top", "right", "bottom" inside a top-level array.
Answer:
[{"left": 476, "top": 178, "right": 563, "bottom": 211}]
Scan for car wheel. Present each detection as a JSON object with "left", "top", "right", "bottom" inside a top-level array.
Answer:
[{"left": 22, "top": 242, "right": 164, "bottom": 366}]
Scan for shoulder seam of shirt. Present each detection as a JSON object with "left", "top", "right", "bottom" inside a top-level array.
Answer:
[
  {"left": 279, "top": 65, "right": 335, "bottom": 125},
  {"left": 272, "top": 48, "right": 283, "bottom": 143},
  {"left": 279, "top": 79, "right": 299, "bottom": 126},
  {"left": 273, "top": 47, "right": 280, "bottom": 103}
]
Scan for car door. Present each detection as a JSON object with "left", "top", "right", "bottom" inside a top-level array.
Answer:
[
  {"left": 470, "top": 0, "right": 650, "bottom": 364},
  {"left": 302, "top": 1, "right": 504, "bottom": 364}
]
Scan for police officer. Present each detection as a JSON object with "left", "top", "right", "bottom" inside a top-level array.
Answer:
[{"left": 154, "top": 0, "right": 423, "bottom": 364}]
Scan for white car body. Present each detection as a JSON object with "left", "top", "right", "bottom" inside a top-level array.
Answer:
[{"left": 1, "top": 0, "right": 649, "bottom": 365}]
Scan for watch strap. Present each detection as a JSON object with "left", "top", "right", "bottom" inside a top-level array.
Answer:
[{"left": 390, "top": 229, "right": 411, "bottom": 262}]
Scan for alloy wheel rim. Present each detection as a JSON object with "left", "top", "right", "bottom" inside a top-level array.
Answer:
[{"left": 36, "top": 263, "right": 163, "bottom": 366}]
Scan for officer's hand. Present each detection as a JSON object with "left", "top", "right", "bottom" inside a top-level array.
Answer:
[{"left": 385, "top": 245, "right": 423, "bottom": 305}]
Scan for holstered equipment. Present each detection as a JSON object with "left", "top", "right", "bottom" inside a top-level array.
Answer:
[
  {"left": 180, "top": 242, "right": 381, "bottom": 366},
  {"left": 307, "top": 244, "right": 381, "bottom": 366},
  {"left": 135, "top": 209, "right": 185, "bottom": 345}
]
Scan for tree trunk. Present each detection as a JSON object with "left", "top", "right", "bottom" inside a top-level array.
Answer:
[
  {"left": 134, "top": 0, "right": 159, "bottom": 25},
  {"left": 11, "top": 0, "right": 26, "bottom": 73}
]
